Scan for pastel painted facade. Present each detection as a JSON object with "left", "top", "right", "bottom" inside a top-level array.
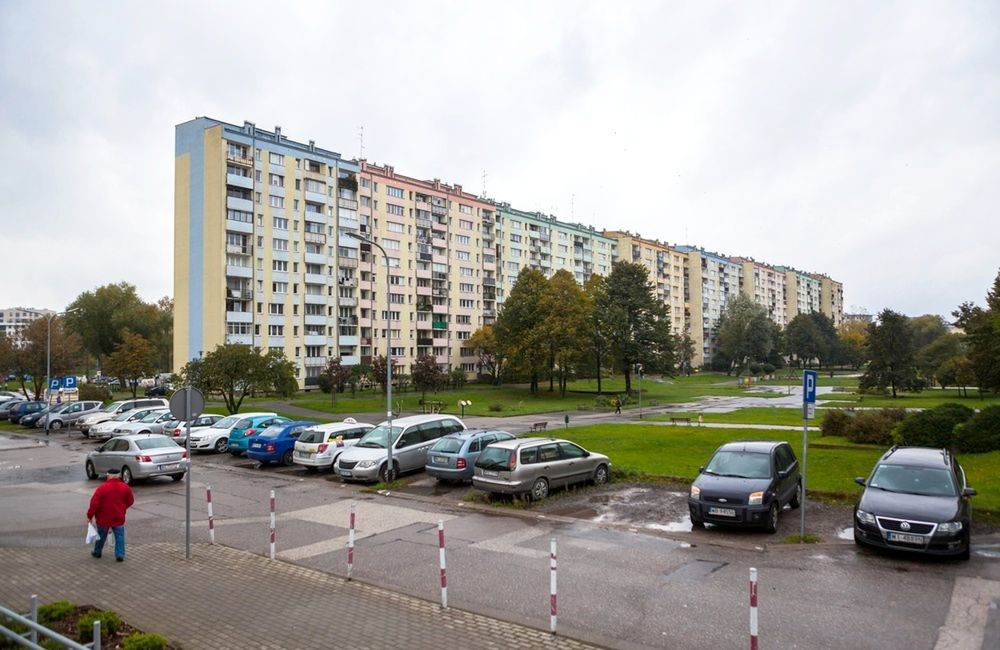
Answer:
[
  {"left": 675, "top": 247, "right": 742, "bottom": 364},
  {"left": 778, "top": 266, "right": 822, "bottom": 323},
  {"left": 735, "top": 258, "right": 787, "bottom": 328},
  {"left": 817, "top": 276, "right": 844, "bottom": 327},
  {"left": 0, "top": 307, "right": 54, "bottom": 338}
]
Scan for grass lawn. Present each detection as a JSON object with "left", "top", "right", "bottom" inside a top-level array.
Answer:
[
  {"left": 557, "top": 423, "right": 1000, "bottom": 514},
  {"left": 651, "top": 407, "right": 828, "bottom": 427},
  {"left": 817, "top": 389, "right": 1000, "bottom": 409}
]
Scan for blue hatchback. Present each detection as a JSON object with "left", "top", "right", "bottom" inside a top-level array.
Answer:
[
  {"left": 228, "top": 414, "right": 289, "bottom": 456},
  {"left": 247, "top": 421, "right": 318, "bottom": 466}
]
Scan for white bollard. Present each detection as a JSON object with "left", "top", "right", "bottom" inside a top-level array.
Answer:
[
  {"left": 347, "top": 503, "right": 356, "bottom": 580},
  {"left": 550, "top": 537, "right": 558, "bottom": 634},
  {"left": 438, "top": 520, "right": 448, "bottom": 609},
  {"left": 750, "top": 567, "right": 758, "bottom": 650},
  {"left": 206, "top": 486, "right": 215, "bottom": 545},
  {"left": 269, "top": 490, "right": 276, "bottom": 560}
]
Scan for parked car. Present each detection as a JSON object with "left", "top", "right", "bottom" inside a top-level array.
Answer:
[
  {"left": 426, "top": 429, "right": 517, "bottom": 483},
  {"left": 0, "top": 399, "right": 25, "bottom": 420},
  {"left": 247, "top": 421, "right": 318, "bottom": 466},
  {"left": 188, "top": 412, "right": 279, "bottom": 454},
  {"left": 227, "top": 414, "right": 290, "bottom": 456},
  {"left": 85, "top": 434, "right": 188, "bottom": 485},
  {"left": 21, "top": 403, "right": 71, "bottom": 427},
  {"left": 165, "top": 414, "right": 225, "bottom": 445},
  {"left": 78, "top": 398, "right": 170, "bottom": 437},
  {"left": 854, "top": 446, "right": 975, "bottom": 560},
  {"left": 89, "top": 406, "right": 170, "bottom": 441},
  {"left": 472, "top": 437, "right": 611, "bottom": 501},
  {"left": 687, "top": 441, "right": 800, "bottom": 533},
  {"left": 111, "top": 409, "right": 175, "bottom": 436},
  {"left": 293, "top": 420, "right": 375, "bottom": 472},
  {"left": 38, "top": 400, "right": 103, "bottom": 430},
  {"left": 9, "top": 401, "right": 46, "bottom": 424},
  {"left": 334, "top": 414, "right": 466, "bottom": 483}
]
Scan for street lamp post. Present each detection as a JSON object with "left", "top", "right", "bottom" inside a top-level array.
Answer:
[
  {"left": 45, "top": 307, "right": 79, "bottom": 436},
  {"left": 345, "top": 232, "right": 395, "bottom": 482}
]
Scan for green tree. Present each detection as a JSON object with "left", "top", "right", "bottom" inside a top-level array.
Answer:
[
  {"left": 909, "top": 314, "right": 949, "bottom": 351},
  {"left": 411, "top": 354, "right": 445, "bottom": 402},
  {"left": 369, "top": 354, "right": 401, "bottom": 394},
  {"left": 540, "top": 270, "right": 589, "bottom": 396},
  {"left": 583, "top": 274, "right": 611, "bottom": 392},
  {"left": 860, "top": 308, "right": 921, "bottom": 398},
  {"left": 953, "top": 270, "right": 1000, "bottom": 395},
  {"left": 180, "top": 344, "right": 296, "bottom": 414},
  {"left": 675, "top": 331, "right": 697, "bottom": 376},
  {"left": 318, "top": 357, "right": 353, "bottom": 403},
  {"left": 448, "top": 367, "right": 467, "bottom": 389},
  {"left": 9, "top": 317, "right": 83, "bottom": 399},
  {"left": 467, "top": 325, "right": 505, "bottom": 385},
  {"left": 598, "top": 262, "right": 675, "bottom": 395},
  {"left": 102, "top": 332, "right": 156, "bottom": 399},
  {"left": 837, "top": 320, "right": 868, "bottom": 369},
  {"left": 495, "top": 268, "right": 549, "bottom": 394},
  {"left": 916, "top": 334, "right": 964, "bottom": 385},
  {"left": 937, "top": 356, "right": 975, "bottom": 397},
  {"left": 715, "top": 294, "right": 774, "bottom": 375},
  {"left": 784, "top": 313, "right": 823, "bottom": 367}
]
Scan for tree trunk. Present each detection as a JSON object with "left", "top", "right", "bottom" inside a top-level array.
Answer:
[
  {"left": 596, "top": 353, "right": 602, "bottom": 394},
  {"left": 624, "top": 368, "right": 632, "bottom": 396}
]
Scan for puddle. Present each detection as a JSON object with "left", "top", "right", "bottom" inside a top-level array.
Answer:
[
  {"left": 837, "top": 527, "right": 854, "bottom": 540},
  {"left": 974, "top": 548, "right": 1000, "bottom": 559},
  {"left": 646, "top": 518, "right": 695, "bottom": 533}
]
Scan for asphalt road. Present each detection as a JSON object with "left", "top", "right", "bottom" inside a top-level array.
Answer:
[{"left": 2, "top": 431, "right": 999, "bottom": 649}]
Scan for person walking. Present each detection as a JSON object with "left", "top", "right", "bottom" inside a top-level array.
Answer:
[
  {"left": 614, "top": 397, "right": 622, "bottom": 415},
  {"left": 87, "top": 468, "right": 135, "bottom": 561}
]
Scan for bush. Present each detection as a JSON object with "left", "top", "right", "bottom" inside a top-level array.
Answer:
[
  {"left": 488, "top": 403, "right": 504, "bottom": 412},
  {"left": 846, "top": 409, "right": 908, "bottom": 446},
  {"left": 955, "top": 405, "right": 1000, "bottom": 453},
  {"left": 315, "top": 374, "right": 333, "bottom": 393},
  {"left": 78, "top": 383, "right": 112, "bottom": 402},
  {"left": 892, "top": 403, "right": 975, "bottom": 449},
  {"left": 38, "top": 600, "right": 76, "bottom": 625},
  {"left": 820, "top": 409, "right": 853, "bottom": 437},
  {"left": 122, "top": 632, "right": 169, "bottom": 650},
  {"left": 77, "top": 610, "right": 120, "bottom": 642}
]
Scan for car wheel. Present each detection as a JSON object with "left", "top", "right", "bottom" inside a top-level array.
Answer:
[
  {"left": 530, "top": 477, "right": 549, "bottom": 501},
  {"left": 82, "top": 431, "right": 89, "bottom": 438},
  {"left": 592, "top": 464, "right": 609, "bottom": 485},
  {"left": 691, "top": 516, "right": 705, "bottom": 529},
  {"left": 50, "top": 420, "right": 62, "bottom": 430},
  {"left": 960, "top": 533, "right": 971, "bottom": 561},
  {"left": 281, "top": 450, "right": 294, "bottom": 466},
  {"left": 379, "top": 463, "right": 398, "bottom": 483},
  {"left": 85, "top": 461, "right": 97, "bottom": 480},
  {"left": 171, "top": 473, "right": 185, "bottom": 482},
  {"left": 214, "top": 438, "right": 229, "bottom": 454},
  {"left": 121, "top": 466, "right": 133, "bottom": 485},
  {"left": 789, "top": 481, "right": 802, "bottom": 509},
  {"left": 764, "top": 502, "right": 779, "bottom": 534}
]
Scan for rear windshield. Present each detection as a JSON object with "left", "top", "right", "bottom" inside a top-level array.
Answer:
[
  {"left": 257, "top": 424, "right": 286, "bottom": 438},
  {"left": 135, "top": 438, "right": 179, "bottom": 450},
  {"left": 298, "top": 429, "right": 327, "bottom": 444},
  {"left": 705, "top": 451, "right": 772, "bottom": 479},
  {"left": 476, "top": 446, "right": 513, "bottom": 471},
  {"left": 869, "top": 464, "right": 958, "bottom": 497},
  {"left": 212, "top": 416, "right": 240, "bottom": 429},
  {"left": 431, "top": 437, "right": 464, "bottom": 453},
  {"left": 101, "top": 402, "right": 125, "bottom": 413}
]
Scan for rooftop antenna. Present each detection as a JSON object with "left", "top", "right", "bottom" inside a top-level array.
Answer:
[{"left": 358, "top": 125, "right": 365, "bottom": 159}]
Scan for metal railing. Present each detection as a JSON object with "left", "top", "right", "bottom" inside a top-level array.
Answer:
[{"left": 0, "top": 595, "right": 101, "bottom": 649}]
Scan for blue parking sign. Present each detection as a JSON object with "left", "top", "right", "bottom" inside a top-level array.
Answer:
[
  {"left": 802, "top": 370, "right": 817, "bottom": 404},
  {"left": 49, "top": 378, "right": 60, "bottom": 390},
  {"left": 63, "top": 376, "right": 77, "bottom": 389}
]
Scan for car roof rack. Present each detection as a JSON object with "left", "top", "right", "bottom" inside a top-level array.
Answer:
[{"left": 883, "top": 445, "right": 898, "bottom": 459}]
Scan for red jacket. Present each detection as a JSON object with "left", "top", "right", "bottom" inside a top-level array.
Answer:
[{"left": 87, "top": 478, "right": 135, "bottom": 528}]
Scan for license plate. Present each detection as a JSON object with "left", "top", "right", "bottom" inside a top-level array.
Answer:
[
  {"left": 432, "top": 456, "right": 448, "bottom": 465},
  {"left": 296, "top": 451, "right": 312, "bottom": 458},
  {"left": 482, "top": 470, "right": 498, "bottom": 477},
  {"left": 160, "top": 463, "right": 179, "bottom": 471},
  {"left": 708, "top": 507, "right": 736, "bottom": 517},
  {"left": 251, "top": 443, "right": 262, "bottom": 449},
  {"left": 339, "top": 470, "right": 352, "bottom": 477},
  {"left": 886, "top": 532, "right": 925, "bottom": 544}
]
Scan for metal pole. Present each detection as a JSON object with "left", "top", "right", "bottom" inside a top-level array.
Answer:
[
  {"left": 45, "top": 315, "right": 51, "bottom": 436},
  {"left": 269, "top": 489, "right": 276, "bottom": 560},
  {"left": 749, "top": 567, "right": 758, "bottom": 650},
  {"left": 206, "top": 485, "right": 215, "bottom": 545},
  {"left": 800, "top": 415, "right": 807, "bottom": 540},
  {"left": 438, "top": 520, "right": 448, "bottom": 609},
  {"left": 550, "top": 537, "right": 558, "bottom": 634},
  {"left": 347, "top": 503, "right": 355, "bottom": 580},
  {"left": 29, "top": 594, "right": 37, "bottom": 645},
  {"left": 92, "top": 620, "right": 101, "bottom": 650},
  {"left": 185, "top": 385, "right": 192, "bottom": 559},
  {"left": 638, "top": 365, "right": 642, "bottom": 420}
]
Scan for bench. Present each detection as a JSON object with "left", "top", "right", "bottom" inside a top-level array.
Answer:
[
  {"left": 530, "top": 421, "right": 548, "bottom": 432},
  {"left": 670, "top": 417, "right": 693, "bottom": 425}
]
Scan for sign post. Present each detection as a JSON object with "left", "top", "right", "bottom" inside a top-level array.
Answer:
[
  {"left": 801, "top": 369, "right": 817, "bottom": 540},
  {"left": 170, "top": 387, "right": 204, "bottom": 559}
]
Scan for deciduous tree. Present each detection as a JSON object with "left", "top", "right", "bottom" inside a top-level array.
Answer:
[
  {"left": 411, "top": 354, "right": 445, "bottom": 402},
  {"left": 715, "top": 294, "right": 774, "bottom": 375},
  {"left": 495, "top": 269, "right": 549, "bottom": 394},
  {"left": 860, "top": 309, "right": 921, "bottom": 398},
  {"left": 180, "top": 344, "right": 297, "bottom": 414},
  {"left": 953, "top": 270, "right": 1000, "bottom": 395},
  {"left": 102, "top": 332, "right": 156, "bottom": 399},
  {"left": 468, "top": 325, "right": 504, "bottom": 385}
]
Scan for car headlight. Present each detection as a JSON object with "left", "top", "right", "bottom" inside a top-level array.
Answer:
[
  {"left": 748, "top": 491, "right": 764, "bottom": 506},
  {"left": 690, "top": 485, "right": 701, "bottom": 499},
  {"left": 356, "top": 460, "right": 376, "bottom": 468},
  {"left": 856, "top": 509, "right": 876, "bottom": 525},
  {"left": 938, "top": 521, "right": 963, "bottom": 533}
]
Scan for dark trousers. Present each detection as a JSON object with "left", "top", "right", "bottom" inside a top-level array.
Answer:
[{"left": 93, "top": 525, "right": 126, "bottom": 559}]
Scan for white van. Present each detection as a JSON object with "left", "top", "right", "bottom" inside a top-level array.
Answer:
[
  {"left": 78, "top": 398, "right": 170, "bottom": 437},
  {"left": 334, "top": 414, "right": 466, "bottom": 482}
]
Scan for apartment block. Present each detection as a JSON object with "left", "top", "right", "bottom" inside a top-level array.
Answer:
[
  {"left": 818, "top": 276, "right": 844, "bottom": 327},
  {"left": 174, "top": 118, "right": 360, "bottom": 384},
  {"left": 0, "top": 307, "right": 54, "bottom": 338},
  {"left": 674, "top": 247, "right": 742, "bottom": 364},
  {"left": 777, "top": 266, "right": 822, "bottom": 323},
  {"left": 735, "top": 258, "right": 787, "bottom": 328},
  {"left": 603, "top": 231, "right": 689, "bottom": 337}
]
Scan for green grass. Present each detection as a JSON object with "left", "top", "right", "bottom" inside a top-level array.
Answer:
[
  {"left": 652, "top": 407, "right": 827, "bottom": 427},
  {"left": 818, "top": 389, "right": 1000, "bottom": 409},
  {"left": 556, "top": 423, "right": 1000, "bottom": 513}
]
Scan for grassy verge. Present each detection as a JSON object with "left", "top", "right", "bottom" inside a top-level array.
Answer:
[
  {"left": 817, "top": 389, "right": 1000, "bottom": 409},
  {"left": 651, "top": 407, "right": 827, "bottom": 427}
]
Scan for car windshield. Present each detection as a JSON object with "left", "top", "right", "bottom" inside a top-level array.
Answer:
[
  {"left": 141, "top": 411, "right": 165, "bottom": 423},
  {"left": 257, "top": 424, "right": 286, "bottom": 438},
  {"left": 111, "top": 411, "right": 135, "bottom": 422},
  {"left": 868, "top": 464, "right": 958, "bottom": 497},
  {"left": 212, "top": 416, "right": 240, "bottom": 429},
  {"left": 475, "top": 446, "right": 513, "bottom": 470},
  {"left": 355, "top": 425, "right": 402, "bottom": 449},
  {"left": 431, "top": 437, "right": 464, "bottom": 453},
  {"left": 704, "top": 451, "right": 772, "bottom": 479},
  {"left": 135, "top": 437, "right": 179, "bottom": 450}
]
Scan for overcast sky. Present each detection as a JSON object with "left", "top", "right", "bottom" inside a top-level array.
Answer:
[{"left": 2, "top": 1, "right": 998, "bottom": 319}]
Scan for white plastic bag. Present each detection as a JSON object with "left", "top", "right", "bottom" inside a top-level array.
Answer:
[{"left": 85, "top": 522, "right": 98, "bottom": 545}]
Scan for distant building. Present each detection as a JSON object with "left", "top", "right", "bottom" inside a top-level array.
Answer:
[{"left": 0, "top": 307, "right": 54, "bottom": 338}]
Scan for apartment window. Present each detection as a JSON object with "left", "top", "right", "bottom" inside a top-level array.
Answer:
[
  {"left": 387, "top": 221, "right": 405, "bottom": 233},
  {"left": 386, "top": 203, "right": 405, "bottom": 216},
  {"left": 227, "top": 143, "right": 248, "bottom": 159},
  {"left": 460, "top": 267, "right": 473, "bottom": 277},
  {"left": 456, "top": 251, "right": 470, "bottom": 261},
  {"left": 383, "top": 239, "right": 400, "bottom": 250},
  {"left": 361, "top": 178, "right": 371, "bottom": 188},
  {"left": 268, "top": 325, "right": 284, "bottom": 336},
  {"left": 269, "top": 303, "right": 284, "bottom": 315},
  {"left": 388, "top": 293, "right": 405, "bottom": 304},
  {"left": 361, "top": 196, "right": 371, "bottom": 207},
  {"left": 227, "top": 209, "right": 252, "bottom": 223},
  {"left": 510, "top": 234, "right": 521, "bottom": 243},
  {"left": 455, "top": 235, "right": 470, "bottom": 245},
  {"left": 511, "top": 248, "right": 521, "bottom": 259},
  {"left": 386, "top": 185, "right": 404, "bottom": 198},
  {"left": 456, "top": 315, "right": 471, "bottom": 324},
  {"left": 305, "top": 178, "right": 325, "bottom": 193},
  {"left": 459, "top": 219, "right": 473, "bottom": 230},
  {"left": 272, "top": 282, "right": 288, "bottom": 293},
  {"left": 269, "top": 152, "right": 284, "bottom": 165},
  {"left": 511, "top": 220, "right": 521, "bottom": 230},
  {"left": 272, "top": 260, "right": 288, "bottom": 272},
  {"left": 460, "top": 283, "right": 474, "bottom": 293},
  {"left": 269, "top": 173, "right": 283, "bottom": 187},
  {"left": 458, "top": 204, "right": 472, "bottom": 214},
  {"left": 273, "top": 238, "right": 288, "bottom": 251},
  {"left": 459, "top": 299, "right": 474, "bottom": 308},
  {"left": 457, "top": 331, "right": 470, "bottom": 340},
  {"left": 388, "top": 275, "right": 404, "bottom": 286},
  {"left": 273, "top": 217, "right": 288, "bottom": 230},
  {"left": 507, "top": 262, "right": 519, "bottom": 272},
  {"left": 227, "top": 323, "right": 252, "bottom": 335},
  {"left": 269, "top": 195, "right": 284, "bottom": 209}
]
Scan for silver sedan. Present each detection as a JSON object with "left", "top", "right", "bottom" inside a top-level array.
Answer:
[{"left": 85, "top": 434, "right": 189, "bottom": 485}]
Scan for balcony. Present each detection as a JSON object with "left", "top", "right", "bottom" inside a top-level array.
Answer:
[
  {"left": 338, "top": 197, "right": 359, "bottom": 211},
  {"left": 304, "top": 294, "right": 327, "bottom": 305},
  {"left": 226, "top": 333, "right": 252, "bottom": 345},
  {"left": 431, "top": 204, "right": 448, "bottom": 216},
  {"left": 305, "top": 190, "right": 327, "bottom": 204},
  {"left": 226, "top": 311, "right": 253, "bottom": 323},
  {"left": 304, "top": 210, "right": 326, "bottom": 223},
  {"left": 339, "top": 296, "right": 357, "bottom": 307},
  {"left": 304, "top": 314, "right": 326, "bottom": 326},
  {"left": 226, "top": 196, "right": 253, "bottom": 212},
  {"left": 226, "top": 265, "right": 252, "bottom": 278},
  {"left": 304, "top": 334, "right": 327, "bottom": 346},
  {"left": 432, "top": 320, "right": 448, "bottom": 330},
  {"left": 227, "top": 173, "right": 253, "bottom": 190},
  {"left": 304, "top": 232, "right": 326, "bottom": 245},
  {"left": 338, "top": 257, "right": 359, "bottom": 269},
  {"left": 226, "top": 243, "right": 253, "bottom": 255},
  {"left": 416, "top": 285, "right": 432, "bottom": 296}
]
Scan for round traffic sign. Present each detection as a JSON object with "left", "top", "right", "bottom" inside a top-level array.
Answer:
[{"left": 169, "top": 387, "right": 205, "bottom": 420}]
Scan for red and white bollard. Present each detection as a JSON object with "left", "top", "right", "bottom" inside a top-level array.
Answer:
[
  {"left": 750, "top": 567, "right": 758, "bottom": 650},
  {"left": 438, "top": 520, "right": 448, "bottom": 609},
  {"left": 206, "top": 486, "right": 215, "bottom": 544},
  {"left": 347, "top": 503, "right": 356, "bottom": 581},
  {"left": 269, "top": 490, "right": 276, "bottom": 560},
  {"left": 550, "top": 537, "right": 558, "bottom": 634}
]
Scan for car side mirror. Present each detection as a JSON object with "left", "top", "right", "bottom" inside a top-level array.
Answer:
[
  {"left": 698, "top": 466, "right": 705, "bottom": 473},
  {"left": 963, "top": 487, "right": 977, "bottom": 497},
  {"left": 854, "top": 477, "right": 866, "bottom": 487}
]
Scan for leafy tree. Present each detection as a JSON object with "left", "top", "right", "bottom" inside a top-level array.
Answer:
[
  {"left": 495, "top": 268, "right": 549, "bottom": 394},
  {"left": 583, "top": 274, "right": 611, "bottom": 391},
  {"left": 784, "top": 314, "right": 823, "bottom": 367},
  {"left": 318, "top": 357, "right": 353, "bottom": 403},
  {"left": 180, "top": 344, "right": 296, "bottom": 414},
  {"left": 369, "top": 354, "right": 401, "bottom": 394},
  {"left": 937, "top": 356, "right": 975, "bottom": 397},
  {"left": 448, "top": 367, "right": 467, "bottom": 389},
  {"left": 916, "top": 334, "right": 964, "bottom": 385},
  {"left": 5, "top": 317, "right": 83, "bottom": 399},
  {"left": 349, "top": 363, "right": 372, "bottom": 396},
  {"left": 675, "top": 332, "right": 697, "bottom": 376},
  {"left": 467, "top": 325, "right": 505, "bottom": 385},
  {"left": 597, "top": 262, "right": 675, "bottom": 394},
  {"left": 715, "top": 294, "right": 774, "bottom": 375},
  {"left": 540, "top": 270, "right": 589, "bottom": 396},
  {"left": 860, "top": 308, "right": 921, "bottom": 398},
  {"left": 953, "top": 270, "right": 1000, "bottom": 395},
  {"left": 837, "top": 320, "right": 868, "bottom": 369},
  {"left": 102, "top": 332, "right": 156, "bottom": 399},
  {"left": 411, "top": 354, "right": 445, "bottom": 402},
  {"left": 909, "top": 314, "right": 949, "bottom": 351}
]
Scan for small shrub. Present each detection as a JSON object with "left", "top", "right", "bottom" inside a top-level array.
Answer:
[
  {"left": 78, "top": 383, "right": 112, "bottom": 402},
  {"left": 40, "top": 639, "right": 64, "bottom": 650},
  {"left": 893, "top": 403, "right": 975, "bottom": 449},
  {"left": 821, "top": 409, "right": 853, "bottom": 437},
  {"left": 38, "top": 600, "right": 76, "bottom": 625},
  {"left": 122, "top": 632, "right": 169, "bottom": 650},
  {"left": 77, "top": 610, "right": 120, "bottom": 642},
  {"left": 488, "top": 403, "right": 504, "bottom": 412},
  {"left": 846, "top": 408, "right": 908, "bottom": 446},
  {"left": 955, "top": 405, "right": 1000, "bottom": 453}
]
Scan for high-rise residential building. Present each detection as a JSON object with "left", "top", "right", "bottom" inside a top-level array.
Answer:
[
  {"left": 735, "top": 258, "right": 787, "bottom": 328},
  {"left": 0, "top": 307, "right": 54, "bottom": 338},
  {"left": 675, "top": 247, "right": 742, "bottom": 364},
  {"left": 777, "top": 266, "right": 822, "bottom": 323},
  {"left": 817, "top": 275, "right": 844, "bottom": 327},
  {"left": 174, "top": 118, "right": 360, "bottom": 384},
  {"left": 603, "top": 231, "right": 689, "bottom": 337}
]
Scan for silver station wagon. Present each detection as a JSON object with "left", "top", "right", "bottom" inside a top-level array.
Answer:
[{"left": 472, "top": 437, "right": 611, "bottom": 501}]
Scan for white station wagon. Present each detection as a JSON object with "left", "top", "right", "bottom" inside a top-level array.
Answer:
[{"left": 292, "top": 420, "right": 374, "bottom": 472}]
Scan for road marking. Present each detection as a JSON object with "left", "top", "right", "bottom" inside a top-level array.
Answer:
[
  {"left": 470, "top": 526, "right": 550, "bottom": 559},
  {"left": 935, "top": 576, "right": 1000, "bottom": 650}
]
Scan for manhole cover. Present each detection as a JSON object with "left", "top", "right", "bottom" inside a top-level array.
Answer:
[{"left": 663, "top": 559, "right": 728, "bottom": 583}]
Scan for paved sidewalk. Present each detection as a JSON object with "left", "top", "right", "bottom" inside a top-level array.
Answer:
[{"left": 0, "top": 543, "right": 597, "bottom": 649}]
